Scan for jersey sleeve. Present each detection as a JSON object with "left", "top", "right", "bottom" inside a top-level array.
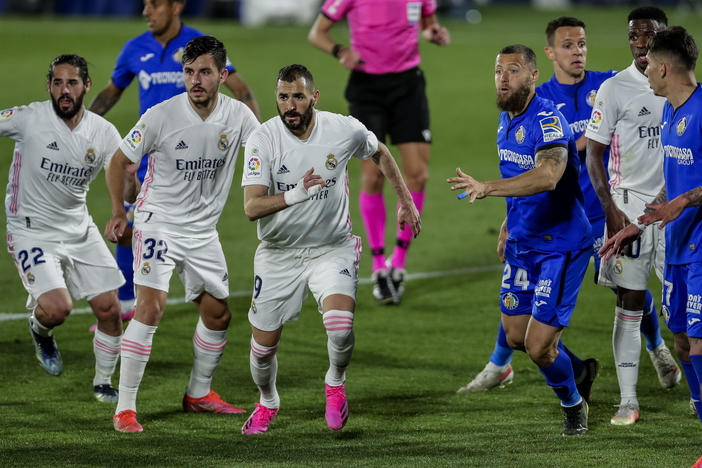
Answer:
[
  {"left": 101, "top": 121, "right": 123, "bottom": 170},
  {"left": 422, "top": 0, "right": 437, "bottom": 16},
  {"left": 347, "top": 116, "right": 379, "bottom": 160},
  {"left": 321, "top": 0, "right": 353, "bottom": 21},
  {"left": 0, "top": 106, "right": 26, "bottom": 140},
  {"left": 532, "top": 112, "right": 569, "bottom": 152},
  {"left": 224, "top": 55, "right": 236, "bottom": 74},
  {"left": 239, "top": 106, "right": 260, "bottom": 146},
  {"left": 111, "top": 43, "right": 136, "bottom": 90},
  {"left": 241, "top": 129, "right": 273, "bottom": 187},
  {"left": 584, "top": 79, "right": 617, "bottom": 145},
  {"left": 119, "top": 109, "right": 158, "bottom": 163}
]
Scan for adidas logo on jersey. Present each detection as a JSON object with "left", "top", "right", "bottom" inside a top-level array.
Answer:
[
  {"left": 277, "top": 165, "right": 290, "bottom": 175},
  {"left": 46, "top": 141, "right": 59, "bottom": 151},
  {"left": 175, "top": 140, "right": 189, "bottom": 150},
  {"left": 339, "top": 268, "right": 351, "bottom": 277},
  {"left": 638, "top": 107, "right": 651, "bottom": 117}
]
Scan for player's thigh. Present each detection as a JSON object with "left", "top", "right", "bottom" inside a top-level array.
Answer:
[
  {"left": 63, "top": 224, "right": 125, "bottom": 301},
  {"left": 179, "top": 232, "right": 229, "bottom": 302},
  {"left": 684, "top": 263, "right": 702, "bottom": 339},
  {"left": 531, "top": 247, "right": 590, "bottom": 328},
  {"left": 499, "top": 240, "right": 535, "bottom": 319},
  {"left": 248, "top": 244, "right": 308, "bottom": 332},
  {"left": 8, "top": 233, "right": 68, "bottom": 308},
  {"left": 308, "top": 236, "right": 362, "bottom": 315},
  {"left": 387, "top": 68, "right": 431, "bottom": 146},
  {"left": 132, "top": 227, "right": 178, "bottom": 294}
]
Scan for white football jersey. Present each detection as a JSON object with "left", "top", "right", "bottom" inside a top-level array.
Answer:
[
  {"left": 585, "top": 62, "right": 666, "bottom": 198},
  {"left": 120, "top": 92, "right": 259, "bottom": 236},
  {"left": 0, "top": 101, "right": 120, "bottom": 240},
  {"left": 242, "top": 110, "right": 378, "bottom": 248}
]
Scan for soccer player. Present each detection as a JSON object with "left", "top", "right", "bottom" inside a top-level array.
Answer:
[
  {"left": 0, "top": 54, "right": 133, "bottom": 402},
  {"left": 90, "top": 0, "right": 261, "bottom": 321},
  {"left": 308, "top": 0, "right": 448, "bottom": 305},
  {"left": 240, "top": 64, "right": 420, "bottom": 434},
  {"left": 448, "top": 45, "right": 592, "bottom": 435},
  {"left": 600, "top": 25, "right": 702, "bottom": 427},
  {"left": 585, "top": 7, "right": 680, "bottom": 425},
  {"left": 105, "top": 36, "right": 259, "bottom": 433}
]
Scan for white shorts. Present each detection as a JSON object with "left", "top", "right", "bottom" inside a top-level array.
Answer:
[
  {"left": 248, "top": 235, "right": 362, "bottom": 332},
  {"left": 133, "top": 227, "right": 229, "bottom": 301},
  {"left": 7, "top": 224, "right": 125, "bottom": 309},
  {"left": 598, "top": 189, "right": 665, "bottom": 290}
]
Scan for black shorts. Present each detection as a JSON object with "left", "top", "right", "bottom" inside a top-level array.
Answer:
[{"left": 344, "top": 67, "right": 431, "bottom": 145}]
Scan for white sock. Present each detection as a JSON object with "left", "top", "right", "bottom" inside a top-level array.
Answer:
[
  {"left": 187, "top": 317, "right": 227, "bottom": 399},
  {"left": 116, "top": 319, "right": 157, "bottom": 414},
  {"left": 29, "top": 310, "right": 53, "bottom": 336},
  {"left": 613, "top": 306, "right": 642, "bottom": 406},
  {"left": 323, "top": 310, "right": 355, "bottom": 387},
  {"left": 93, "top": 329, "right": 121, "bottom": 386},
  {"left": 250, "top": 337, "right": 280, "bottom": 409}
]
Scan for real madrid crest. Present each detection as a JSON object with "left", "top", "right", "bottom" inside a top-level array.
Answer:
[
  {"left": 515, "top": 125, "right": 525, "bottom": 144},
  {"left": 614, "top": 259, "right": 623, "bottom": 274},
  {"left": 677, "top": 117, "right": 687, "bottom": 136},
  {"left": 325, "top": 153, "right": 337, "bottom": 170},
  {"left": 85, "top": 148, "right": 96, "bottom": 164},
  {"left": 141, "top": 261, "right": 151, "bottom": 275},
  {"left": 26, "top": 272, "right": 35, "bottom": 285},
  {"left": 218, "top": 133, "right": 229, "bottom": 151}
]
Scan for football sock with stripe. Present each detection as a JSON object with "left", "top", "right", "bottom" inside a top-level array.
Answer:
[
  {"left": 250, "top": 337, "right": 280, "bottom": 409},
  {"left": 613, "top": 307, "right": 642, "bottom": 406},
  {"left": 489, "top": 321, "right": 514, "bottom": 367},
  {"left": 390, "top": 190, "right": 425, "bottom": 270},
  {"left": 187, "top": 317, "right": 227, "bottom": 399},
  {"left": 116, "top": 319, "right": 156, "bottom": 414},
  {"left": 359, "top": 191, "right": 386, "bottom": 273},
  {"left": 93, "top": 328, "right": 121, "bottom": 386},
  {"left": 324, "top": 310, "right": 355, "bottom": 387}
]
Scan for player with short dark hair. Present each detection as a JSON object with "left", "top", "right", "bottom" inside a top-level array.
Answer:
[
  {"left": 448, "top": 45, "right": 592, "bottom": 436},
  {"left": 239, "top": 64, "right": 420, "bottom": 434},
  {"left": 308, "top": 0, "right": 449, "bottom": 305},
  {"left": 105, "top": 35, "right": 259, "bottom": 433},
  {"left": 89, "top": 0, "right": 260, "bottom": 324},
  {"left": 585, "top": 7, "right": 680, "bottom": 425},
  {"left": 0, "top": 54, "right": 137, "bottom": 403},
  {"left": 601, "top": 25, "right": 702, "bottom": 429}
]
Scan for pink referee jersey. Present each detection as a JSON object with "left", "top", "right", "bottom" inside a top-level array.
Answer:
[{"left": 321, "top": 0, "right": 436, "bottom": 75}]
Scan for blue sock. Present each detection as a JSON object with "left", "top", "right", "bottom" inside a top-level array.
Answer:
[
  {"left": 558, "top": 341, "right": 585, "bottom": 381},
  {"left": 689, "top": 355, "right": 702, "bottom": 425},
  {"left": 115, "top": 243, "right": 135, "bottom": 302},
  {"left": 681, "top": 359, "right": 701, "bottom": 400},
  {"left": 640, "top": 290, "right": 663, "bottom": 350},
  {"left": 488, "top": 321, "right": 514, "bottom": 367},
  {"left": 539, "top": 350, "right": 582, "bottom": 406}
]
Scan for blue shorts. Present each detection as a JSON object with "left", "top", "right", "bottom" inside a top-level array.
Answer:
[
  {"left": 499, "top": 240, "right": 590, "bottom": 327},
  {"left": 662, "top": 262, "right": 702, "bottom": 338}
]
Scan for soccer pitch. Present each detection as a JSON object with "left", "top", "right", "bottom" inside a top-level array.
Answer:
[{"left": 1, "top": 6, "right": 702, "bottom": 466}]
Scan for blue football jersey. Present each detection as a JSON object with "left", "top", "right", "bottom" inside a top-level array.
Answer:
[
  {"left": 111, "top": 24, "right": 236, "bottom": 180},
  {"left": 661, "top": 84, "right": 702, "bottom": 265},
  {"left": 536, "top": 70, "right": 616, "bottom": 223},
  {"left": 498, "top": 95, "right": 592, "bottom": 251}
]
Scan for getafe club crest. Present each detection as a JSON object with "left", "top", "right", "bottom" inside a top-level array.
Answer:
[
  {"left": 141, "top": 261, "right": 151, "bottom": 275},
  {"left": 515, "top": 125, "right": 525, "bottom": 144},
  {"left": 677, "top": 117, "right": 687, "bottom": 136},
  {"left": 172, "top": 47, "right": 184, "bottom": 64},
  {"left": 85, "top": 148, "right": 96, "bottom": 164},
  {"left": 587, "top": 90, "right": 597, "bottom": 107},
  {"left": 501, "top": 292, "right": 519, "bottom": 310},
  {"left": 325, "top": 154, "right": 338, "bottom": 170},
  {"left": 218, "top": 134, "right": 229, "bottom": 151}
]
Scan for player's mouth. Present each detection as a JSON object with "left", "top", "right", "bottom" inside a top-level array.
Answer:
[
  {"left": 498, "top": 87, "right": 511, "bottom": 95},
  {"left": 571, "top": 60, "right": 584, "bottom": 68},
  {"left": 285, "top": 112, "right": 301, "bottom": 121},
  {"left": 59, "top": 96, "right": 74, "bottom": 107},
  {"left": 637, "top": 53, "right": 648, "bottom": 64},
  {"left": 190, "top": 87, "right": 205, "bottom": 96}
]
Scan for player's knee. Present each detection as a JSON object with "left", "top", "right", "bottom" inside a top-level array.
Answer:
[
  {"left": 324, "top": 310, "right": 354, "bottom": 347},
  {"left": 505, "top": 333, "right": 525, "bottom": 352},
  {"left": 525, "top": 341, "right": 556, "bottom": 367},
  {"left": 38, "top": 299, "right": 72, "bottom": 325},
  {"left": 360, "top": 170, "right": 385, "bottom": 192},
  {"left": 92, "top": 296, "right": 121, "bottom": 322}
]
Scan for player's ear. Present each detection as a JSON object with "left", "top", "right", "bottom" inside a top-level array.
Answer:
[
  {"left": 544, "top": 46, "right": 554, "bottom": 61},
  {"left": 85, "top": 78, "right": 92, "bottom": 93},
  {"left": 312, "top": 89, "right": 320, "bottom": 106},
  {"left": 220, "top": 68, "right": 229, "bottom": 84},
  {"left": 172, "top": 0, "right": 184, "bottom": 16},
  {"left": 531, "top": 67, "right": 539, "bottom": 84}
]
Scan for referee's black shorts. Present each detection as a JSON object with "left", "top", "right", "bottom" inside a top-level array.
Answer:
[{"left": 344, "top": 66, "right": 431, "bottom": 145}]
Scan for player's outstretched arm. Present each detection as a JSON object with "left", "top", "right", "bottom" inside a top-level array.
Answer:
[
  {"left": 224, "top": 73, "right": 261, "bottom": 122},
  {"left": 371, "top": 143, "right": 421, "bottom": 238},
  {"left": 105, "top": 148, "right": 132, "bottom": 243},
  {"left": 420, "top": 15, "right": 450, "bottom": 46},
  {"left": 243, "top": 168, "right": 327, "bottom": 221},
  {"left": 639, "top": 185, "right": 692, "bottom": 229},
  {"left": 88, "top": 81, "right": 124, "bottom": 116},
  {"left": 448, "top": 145, "right": 568, "bottom": 200},
  {"left": 586, "top": 138, "right": 629, "bottom": 237},
  {"left": 308, "top": 14, "right": 362, "bottom": 70}
]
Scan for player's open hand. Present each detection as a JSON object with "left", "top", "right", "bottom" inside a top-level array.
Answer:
[
  {"left": 447, "top": 168, "right": 487, "bottom": 203},
  {"left": 605, "top": 204, "right": 630, "bottom": 238},
  {"left": 640, "top": 196, "right": 687, "bottom": 229},
  {"left": 598, "top": 223, "right": 642, "bottom": 262},
  {"left": 423, "top": 24, "right": 450, "bottom": 46},
  {"left": 105, "top": 214, "right": 128, "bottom": 244},
  {"left": 398, "top": 201, "right": 421, "bottom": 238}
]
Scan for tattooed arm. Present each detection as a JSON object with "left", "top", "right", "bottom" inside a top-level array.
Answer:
[{"left": 447, "top": 145, "right": 567, "bottom": 201}]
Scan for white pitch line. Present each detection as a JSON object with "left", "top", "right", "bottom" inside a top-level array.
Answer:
[{"left": 0, "top": 264, "right": 501, "bottom": 322}]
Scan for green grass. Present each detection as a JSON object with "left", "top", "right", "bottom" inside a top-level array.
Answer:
[{"left": 1, "top": 6, "right": 702, "bottom": 467}]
